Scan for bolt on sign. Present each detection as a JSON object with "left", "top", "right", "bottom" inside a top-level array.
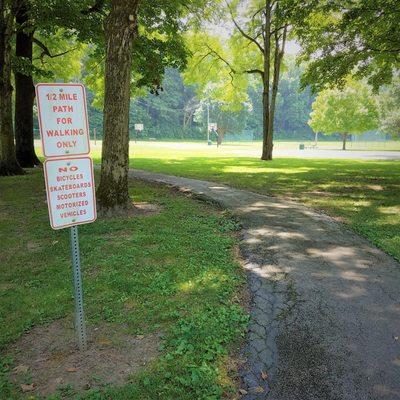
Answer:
[
  {"left": 36, "top": 83, "right": 96, "bottom": 351},
  {"left": 36, "top": 83, "right": 90, "bottom": 158}
]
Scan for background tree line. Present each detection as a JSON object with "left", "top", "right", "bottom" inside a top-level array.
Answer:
[{"left": 61, "top": 61, "right": 316, "bottom": 142}]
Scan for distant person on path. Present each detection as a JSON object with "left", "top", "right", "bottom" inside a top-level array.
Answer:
[{"left": 211, "top": 127, "right": 222, "bottom": 147}]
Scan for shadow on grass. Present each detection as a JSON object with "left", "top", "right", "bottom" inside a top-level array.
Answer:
[{"left": 127, "top": 156, "right": 400, "bottom": 261}]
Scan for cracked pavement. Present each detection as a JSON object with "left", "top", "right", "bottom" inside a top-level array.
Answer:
[{"left": 130, "top": 169, "right": 400, "bottom": 400}]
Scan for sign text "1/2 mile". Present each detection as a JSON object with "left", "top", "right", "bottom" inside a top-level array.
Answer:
[{"left": 36, "top": 83, "right": 90, "bottom": 158}]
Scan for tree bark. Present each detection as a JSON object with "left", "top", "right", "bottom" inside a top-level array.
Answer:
[
  {"left": 15, "top": 0, "right": 40, "bottom": 168},
  {"left": 342, "top": 133, "right": 348, "bottom": 150},
  {"left": 268, "top": 25, "right": 287, "bottom": 160},
  {"left": 97, "top": 0, "right": 139, "bottom": 212},
  {"left": 0, "top": 0, "right": 24, "bottom": 176},
  {"left": 261, "top": 0, "right": 272, "bottom": 161}
]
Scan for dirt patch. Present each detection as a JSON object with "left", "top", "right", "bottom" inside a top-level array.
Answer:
[
  {"left": 6, "top": 318, "right": 161, "bottom": 398},
  {"left": 98, "top": 201, "right": 162, "bottom": 219}
]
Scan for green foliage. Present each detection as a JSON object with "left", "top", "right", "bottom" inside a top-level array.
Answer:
[
  {"left": 309, "top": 80, "right": 379, "bottom": 136},
  {"left": 291, "top": 0, "right": 400, "bottom": 91},
  {"left": 184, "top": 31, "right": 250, "bottom": 112},
  {"left": 84, "top": 0, "right": 210, "bottom": 106},
  {"left": 33, "top": 31, "right": 86, "bottom": 81},
  {"left": 249, "top": 58, "right": 315, "bottom": 139},
  {"left": 378, "top": 79, "right": 400, "bottom": 139},
  {"left": 82, "top": 62, "right": 315, "bottom": 141}
]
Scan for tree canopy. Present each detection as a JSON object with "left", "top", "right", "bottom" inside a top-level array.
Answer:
[
  {"left": 291, "top": 0, "right": 400, "bottom": 92},
  {"left": 309, "top": 80, "right": 379, "bottom": 149}
]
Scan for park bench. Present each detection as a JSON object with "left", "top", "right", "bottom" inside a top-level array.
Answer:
[{"left": 300, "top": 143, "right": 318, "bottom": 150}]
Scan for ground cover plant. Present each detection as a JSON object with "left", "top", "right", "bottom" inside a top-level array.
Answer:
[{"left": 0, "top": 169, "right": 248, "bottom": 399}]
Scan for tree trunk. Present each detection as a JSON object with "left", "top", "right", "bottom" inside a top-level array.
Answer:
[
  {"left": 0, "top": 0, "right": 24, "bottom": 176},
  {"left": 342, "top": 133, "right": 348, "bottom": 150},
  {"left": 268, "top": 25, "right": 288, "bottom": 161},
  {"left": 261, "top": 0, "right": 272, "bottom": 161},
  {"left": 15, "top": 0, "right": 40, "bottom": 168},
  {"left": 97, "top": 0, "right": 139, "bottom": 213}
]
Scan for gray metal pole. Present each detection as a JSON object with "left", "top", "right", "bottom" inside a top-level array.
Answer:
[{"left": 70, "top": 225, "right": 87, "bottom": 350}]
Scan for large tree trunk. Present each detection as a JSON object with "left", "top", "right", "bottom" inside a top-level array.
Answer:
[
  {"left": 15, "top": 0, "right": 40, "bottom": 168},
  {"left": 342, "top": 133, "right": 348, "bottom": 150},
  {"left": 261, "top": 0, "right": 272, "bottom": 161},
  {"left": 0, "top": 0, "right": 24, "bottom": 176},
  {"left": 97, "top": 0, "right": 139, "bottom": 213},
  {"left": 268, "top": 25, "right": 288, "bottom": 160}
]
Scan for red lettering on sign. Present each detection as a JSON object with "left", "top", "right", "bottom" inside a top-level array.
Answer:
[
  {"left": 57, "top": 117, "right": 73, "bottom": 124},
  {"left": 59, "top": 93, "right": 78, "bottom": 101},
  {"left": 53, "top": 105, "right": 74, "bottom": 112}
]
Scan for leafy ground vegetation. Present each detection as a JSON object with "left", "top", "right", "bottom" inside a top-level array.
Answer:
[
  {"left": 0, "top": 169, "right": 248, "bottom": 399},
  {"left": 96, "top": 145, "right": 400, "bottom": 261}
]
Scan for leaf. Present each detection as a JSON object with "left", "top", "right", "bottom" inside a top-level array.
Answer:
[
  {"left": 20, "top": 383, "right": 35, "bottom": 392},
  {"left": 13, "top": 365, "right": 29, "bottom": 374},
  {"left": 238, "top": 388, "right": 248, "bottom": 395},
  {"left": 261, "top": 370, "right": 268, "bottom": 380},
  {"left": 97, "top": 337, "right": 112, "bottom": 345},
  {"left": 66, "top": 367, "right": 78, "bottom": 372},
  {"left": 254, "top": 386, "right": 265, "bottom": 393}
]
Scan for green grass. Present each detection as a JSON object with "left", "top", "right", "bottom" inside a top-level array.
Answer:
[
  {"left": 113, "top": 153, "right": 400, "bottom": 261},
  {"left": 0, "top": 170, "right": 248, "bottom": 399},
  {"left": 36, "top": 137, "right": 400, "bottom": 259}
]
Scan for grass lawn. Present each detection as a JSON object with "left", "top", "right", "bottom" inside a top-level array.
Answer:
[
  {"left": 88, "top": 145, "right": 400, "bottom": 262},
  {"left": 0, "top": 169, "right": 247, "bottom": 399},
  {"left": 35, "top": 140, "right": 400, "bottom": 258}
]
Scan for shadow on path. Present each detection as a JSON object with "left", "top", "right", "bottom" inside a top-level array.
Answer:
[{"left": 130, "top": 169, "right": 400, "bottom": 400}]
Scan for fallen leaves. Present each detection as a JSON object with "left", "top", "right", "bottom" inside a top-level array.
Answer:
[
  {"left": 20, "top": 383, "right": 35, "bottom": 392},
  {"left": 13, "top": 365, "right": 29, "bottom": 374},
  {"left": 261, "top": 370, "right": 268, "bottom": 380},
  {"left": 97, "top": 337, "right": 112, "bottom": 346}
]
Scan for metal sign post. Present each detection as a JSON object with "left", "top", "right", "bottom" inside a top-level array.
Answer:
[
  {"left": 70, "top": 226, "right": 87, "bottom": 350},
  {"left": 36, "top": 83, "right": 96, "bottom": 351}
]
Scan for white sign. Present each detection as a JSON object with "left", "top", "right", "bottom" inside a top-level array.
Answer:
[
  {"left": 208, "top": 123, "right": 218, "bottom": 131},
  {"left": 36, "top": 83, "right": 90, "bottom": 158},
  {"left": 43, "top": 157, "right": 97, "bottom": 230},
  {"left": 135, "top": 124, "right": 144, "bottom": 131}
]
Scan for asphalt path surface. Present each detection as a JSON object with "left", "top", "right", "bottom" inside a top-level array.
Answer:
[{"left": 131, "top": 169, "right": 400, "bottom": 400}]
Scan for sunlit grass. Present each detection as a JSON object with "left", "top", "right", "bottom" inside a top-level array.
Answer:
[
  {"left": 0, "top": 170, "right": 247, "bottom": 399},
  {"left": 34, "top": 139, "right": 400, "bottom": 261},
  {"left": 74, "top": 140, "right": 400, "bottom": 262}
]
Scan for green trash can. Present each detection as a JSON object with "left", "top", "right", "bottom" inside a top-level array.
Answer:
[{"left": 299, "top": 143, "right": 305, "bottom": 150}]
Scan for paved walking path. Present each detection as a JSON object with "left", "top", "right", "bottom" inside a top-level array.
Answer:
[{"left": 130, "top": 169, "right": 400, "bottom": 400}]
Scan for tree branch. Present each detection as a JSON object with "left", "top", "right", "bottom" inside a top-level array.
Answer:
[
  {"left": 204, "top": 44, "right": 264, "bottom": 81},
  {"left": 81, "top": 0, "right": 105, "bottom": 15},
  {"left": 245, "top": 69, "right": 265, "bottom": 78},
  {"left": 205, "top": 44, "right": 236, "bottom": 73},
  {"left": 33, "top": 38, "right": 77, "bottom": 61},
  {"left": 225, "top": 0, "right": 265, "bottom": 54}
]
